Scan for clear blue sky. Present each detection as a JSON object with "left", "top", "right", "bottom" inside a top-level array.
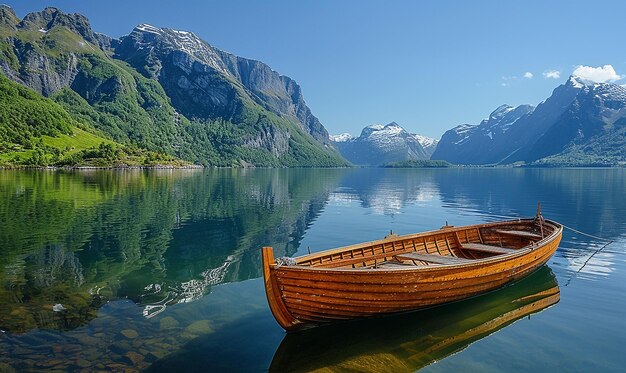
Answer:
[{"left": 7, "top": 0, "right": 626, "bottom": 138}]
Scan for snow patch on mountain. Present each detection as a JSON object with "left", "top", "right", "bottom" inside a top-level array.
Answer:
[
  {"left": 412, "top": 134, "right": 437, "bottom": 148},
  {"left": 330, "top": 133, "right": 354, "bottom": 142},
  {"left": 130, "top": 23, "right": 230, "bottom": 75},
  {"left": 412, "top": 134, "right": 439, "bottom": 157}
]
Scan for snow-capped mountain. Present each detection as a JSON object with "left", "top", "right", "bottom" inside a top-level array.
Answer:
[
  {"left": 330, "top": 133, "right": 355, "bottom": 142},
  {"left": 332, "top": 122, "right": 429, "bottom": 165},
  {"left": 412, "top": 134, "right": 439, "bottom": 158},
  {"left": 431, "top": 104, "right": 534, "bottom": 164},
  {"left": 432, "top": 75, "right": 626, "bottom": 166}
]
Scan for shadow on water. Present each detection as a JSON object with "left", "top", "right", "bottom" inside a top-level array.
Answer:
[{"left": 269, "top": 266, "right": 559, "bottom": 373}]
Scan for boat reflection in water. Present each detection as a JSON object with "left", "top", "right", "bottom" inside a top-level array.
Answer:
[{"left": 270, "top": 266, "right": 559, "bottom": 372}]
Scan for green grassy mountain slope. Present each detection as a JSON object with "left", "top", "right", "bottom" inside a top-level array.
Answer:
[{"left": 0, "top": 74, "right": 184, "bottom": 167}]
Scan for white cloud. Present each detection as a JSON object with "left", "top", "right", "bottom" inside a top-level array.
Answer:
[
  {"left": 572, "top": 65, "right": 623, "bottom": 83},
  {"left": 543, "top": 70, "right": 561, "bottom": 79},
  {"left": 523, "top": 72, "right": 533, "bottom": 79},
  {"left": 500, "top": 76, "right": 516, "bottom": 86}
]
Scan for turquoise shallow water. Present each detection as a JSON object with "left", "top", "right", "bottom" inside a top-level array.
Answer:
[{"left": 0, "top": 168, "right": 624, "bottom": 372}]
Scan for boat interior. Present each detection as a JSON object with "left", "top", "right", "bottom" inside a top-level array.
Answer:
[{"left": 294, "top": 220, "right": 557, "bottom": 270}]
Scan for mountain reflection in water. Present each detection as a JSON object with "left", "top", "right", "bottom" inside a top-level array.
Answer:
[
  {"left": 0, "top": 168, "right": 623, "bottom": 372},
  {"left": 0, "top": 169, "right": 342, "bottom": 333}
]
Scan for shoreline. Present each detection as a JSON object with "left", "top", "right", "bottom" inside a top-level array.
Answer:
[{"left": 0, "top": 164, "right": 623, "bottom": 171}]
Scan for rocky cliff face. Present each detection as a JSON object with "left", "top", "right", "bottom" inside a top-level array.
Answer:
[
  {"left": 432, "top": 76, "right": 626, "bottom": 166},
  {"left": 115, "top": 24, "right": 332, "bottom": 145},
  {"left": 0, "top": 7, "right": 121, "bottom": 97},
  {"left": 333, "top": 122, "right": 429, "bottom": 165}
]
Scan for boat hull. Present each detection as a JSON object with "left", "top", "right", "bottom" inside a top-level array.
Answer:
[
  {"left": 269, "top": 266, "right": 560, "bottom": 372},
  {"left": 262, "top": 218, "right": 562, "bottom": 331}
]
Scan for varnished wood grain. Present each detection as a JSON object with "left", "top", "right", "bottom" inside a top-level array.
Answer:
[{"left": 261, "top": 218, "right": 562, "bottom": 331}]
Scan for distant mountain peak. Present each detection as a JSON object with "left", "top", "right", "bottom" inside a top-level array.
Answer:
[
  {"left": 567, "top": 74, "right": 596, "bottom": 88},
  {"left": 134, "top": 23, "right": 160, "bottom": 33},
  {"left": 129, "top": 23, "right": 212, "bottom": 65},
  {"left": 335, "top": 122, "right": 429, "bottom": 165},
  {"left": 0, "top": 4, "right": 15, "bottom": 13},
  {"left": 133, "top": 24, "right": 199, "bottom": 40},
  {"left": 17, "top": 6, "right": 99, "bottom": 45},
  {"left": 489, "top": 104, "right": 514, "bottom": 120},
  {"left": 330, "top": 133, "right": 354, "bottom": 142},
  {"left": 0, "top": 4, "right": 17, "bottom": 28}
]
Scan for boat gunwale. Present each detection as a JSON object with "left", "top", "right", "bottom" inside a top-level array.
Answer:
[{"left": 275, "top": 218, "right": 562, "bottom": 274}]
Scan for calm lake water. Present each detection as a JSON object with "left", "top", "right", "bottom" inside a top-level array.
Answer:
[{"left": 0, "top": 168, "right": 624, "bottom": 372}]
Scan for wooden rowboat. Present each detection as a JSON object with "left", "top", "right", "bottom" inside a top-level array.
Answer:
[{"left": 262, "top": 209, "right": 562, "bottom": 331}]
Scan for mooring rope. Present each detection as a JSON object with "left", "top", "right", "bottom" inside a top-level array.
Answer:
[
  {"left": 560, "top": 225, "right": 614, "bottom": 277},
  {"left": 561, "top": 225, "right": 614, "bottom": 243},
  {"left": 572, "top": 239, "right": 614, "bottom": 272}
]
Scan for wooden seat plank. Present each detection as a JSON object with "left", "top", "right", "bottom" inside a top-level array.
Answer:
[
  {"left": 376, "top": 262, "right": 417, "bottom": 269},
  {"left": 495, "top": 229, "right": 542, "bottom": 239},
  {"left": 462, "top": 243, "right": 517, "bottom": 255},
  {"left": 395, "top": 252, "right": 472, "bottom": 265}
]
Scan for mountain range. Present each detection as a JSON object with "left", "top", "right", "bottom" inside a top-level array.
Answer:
[
  {"left": 331, "top": 122, "right": 437, "bottom": 166},
  {"left": 0, "top": 6, "right": 347, "bottom": 167},
  {"left": 432, "top": 76, "right": 626, "bottom": 166},
  {"left": 0, "top": 6, "right": 624, "bottom": 168}
]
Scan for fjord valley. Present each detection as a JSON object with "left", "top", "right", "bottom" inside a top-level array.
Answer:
[
  {"left": 0, "top": 6, "right": 346, "bottom": 168},
  {"left": 1, "top": 5, "right": 625, "bottom": 168},
  {"left": 1, "top": 2, "right": 626, "bottom": 372}
]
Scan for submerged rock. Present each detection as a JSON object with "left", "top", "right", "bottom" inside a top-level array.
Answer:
[
  {"left": 75, "top": 359, "right": 91, "bottom": 368},
  {"left": 0, "top": 362, "right": 16, "bottom": 373},
  {"left": 184, "top": 320, "right": 213, "bottom": 335},
  {"left": 159, "top": 316, "right": 180, "bottom": 330},
  {"left": 120, "top": 329, "right": 138, "bottom": 339},
  {"left": 123, "top": 351, "right": 145, "bottom": 365}
]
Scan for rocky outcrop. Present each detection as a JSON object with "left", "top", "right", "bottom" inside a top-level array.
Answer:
[
  {"left": 18, "top": 7, "right": 99, "bottom": 45},
  {"left": 0, "top": 5, "right": 18, "bottom": 30},
  {"left": 0, "top": 49, "right": 80, "bottom": 96}
]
